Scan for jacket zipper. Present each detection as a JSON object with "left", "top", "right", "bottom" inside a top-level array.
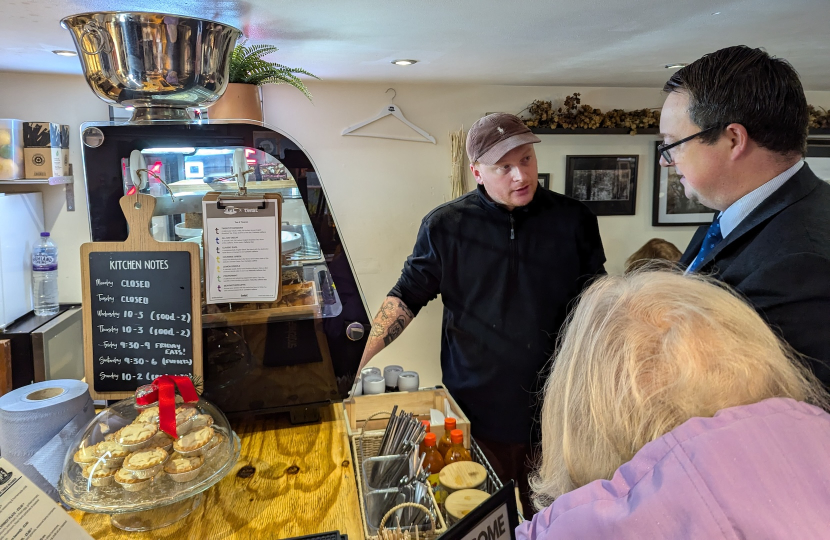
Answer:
[{"left": 509, "top": 214, "right": 517, "bottom": 276}]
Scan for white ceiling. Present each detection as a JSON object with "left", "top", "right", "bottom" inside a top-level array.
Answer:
[{"left": 1, "top": 0, "right": 829, "bottom": 89}]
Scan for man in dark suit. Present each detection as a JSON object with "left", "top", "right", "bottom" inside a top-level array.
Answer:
[{"left": 659, "top": 45, "right": 830, "bottom": 387}]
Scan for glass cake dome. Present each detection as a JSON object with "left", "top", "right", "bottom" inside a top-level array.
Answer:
[{"left": 59, "top": 394, "right": 240, "bottom": 531}]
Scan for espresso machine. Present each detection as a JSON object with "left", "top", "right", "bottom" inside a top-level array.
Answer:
[{"left": 63, "top": 12, "right": 371, "bottom": 421}]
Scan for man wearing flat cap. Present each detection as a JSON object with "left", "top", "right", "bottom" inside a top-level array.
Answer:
[{"left": 358, "top": 113, "right": 606, "bottom": 514}]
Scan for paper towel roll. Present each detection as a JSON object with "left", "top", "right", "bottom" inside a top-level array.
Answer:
[{"left": 0, "top": 380, "right": 94, "bottom": 501}]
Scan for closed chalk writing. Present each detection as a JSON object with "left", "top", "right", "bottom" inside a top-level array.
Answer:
[{"left": 89, "top": 251, "right": 195, "bottom": 392}]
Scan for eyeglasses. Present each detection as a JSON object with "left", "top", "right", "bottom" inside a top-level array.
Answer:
[{"left": 657, "top": 126, "right": 721, "bottom": 163}]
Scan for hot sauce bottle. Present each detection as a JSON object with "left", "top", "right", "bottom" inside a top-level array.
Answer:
[
  {"left": 444, "top": 429, "right": 472, "bottom": 464},
  {"left": 437, "top": 417, "right": 456, "bottom": 457},
  {"left": 418, "top": 420, "right": 431, "bottom": 457},
  {"left": 422, "top": 432, "right": 445, "bottom": 488}
]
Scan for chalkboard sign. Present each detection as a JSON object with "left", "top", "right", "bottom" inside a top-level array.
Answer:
[
  {"left": 81, "top": 194, "right": 202, "bottom": 400},
  {"left": 88, "top": 251, "right": 196, "bottom": 393}
]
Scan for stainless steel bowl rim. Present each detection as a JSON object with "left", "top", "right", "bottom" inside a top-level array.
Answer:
[
  {"left": 62, "top": 11, "right": 242, "bottom": 121},
  {"left": 60, "top": 11, "right": 242, "bottom": 34}
]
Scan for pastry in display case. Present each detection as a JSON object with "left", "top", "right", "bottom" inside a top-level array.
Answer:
[{"left": 59, "top": 388, "right": 241, "bottom": 531}]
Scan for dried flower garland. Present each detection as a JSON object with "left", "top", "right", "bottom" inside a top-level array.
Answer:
[
  {"left": 808, "top": 105, "right": 830, "bottom": 130},
  {"left": 522, "top": 93, "right": 660, "bottom": 134},
  {"left": 523, "top": 93, "right": 830, "bottom": 135}
]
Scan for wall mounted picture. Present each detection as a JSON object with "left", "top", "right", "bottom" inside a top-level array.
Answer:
[
  {"left": 805, "top": 139, "right": 830, "bottom": 182},
  {"left": 538, "top": 173, "right": 550, "bottom": 190},
  {"left": 565, "top": 155, "right": 638, "bottom": 215},
  {"left": 652, "top": 142, "right": 716, "bottom": 226}
]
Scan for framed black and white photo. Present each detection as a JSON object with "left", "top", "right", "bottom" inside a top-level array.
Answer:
[
  {"left": 652, "top": 142, "right": 716, "bottom": 226},
  {"left": 565, "top": 155, "right": 638, "bottom": 215},
  {"left": 805, "top": 139, "right": 830, "bottom": 183},
  {"left": 538, "top": 173, "right": 550, "bottom": 190}
]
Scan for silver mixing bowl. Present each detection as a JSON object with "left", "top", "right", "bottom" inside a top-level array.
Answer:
[{"left": 61, "top": 12, "right": 242, "bottom": 121}]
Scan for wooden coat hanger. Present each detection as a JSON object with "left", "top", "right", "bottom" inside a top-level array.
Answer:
[{"left": 341, "top": 88, "right": 436, "bottom": 144}]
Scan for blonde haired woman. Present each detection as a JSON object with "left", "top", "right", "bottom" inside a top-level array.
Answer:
[{"left": 518, "top": 271, "right": 830, "bottom": 540}]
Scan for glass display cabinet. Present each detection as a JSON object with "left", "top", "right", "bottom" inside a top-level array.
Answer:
[{"left": 81, "top": 120, "right": 371, "bottom": 421}]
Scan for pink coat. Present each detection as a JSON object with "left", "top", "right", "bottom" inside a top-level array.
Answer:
[{"left": 517, "top": 398, "right": 830, "bottom": 539}]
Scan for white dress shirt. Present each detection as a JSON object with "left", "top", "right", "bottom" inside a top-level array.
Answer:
[{"left": 719, "top": 160, "right": 804, "bottom": 238}]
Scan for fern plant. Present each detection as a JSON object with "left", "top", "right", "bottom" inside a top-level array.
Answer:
[{"left": 227, "top": 42, "right": 319, "bottom": 100}]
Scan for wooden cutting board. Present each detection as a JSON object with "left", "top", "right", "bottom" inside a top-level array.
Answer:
[{"left": 80, "top": 193, "right": 202, "bottom": 400}]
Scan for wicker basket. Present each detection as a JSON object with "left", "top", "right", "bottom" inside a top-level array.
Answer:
[
  {"left": 352, "top": 427, "right": 448, "bottom": 540},
  {"left": 350, "top": 411, "right": 510, "bottom": 537}
]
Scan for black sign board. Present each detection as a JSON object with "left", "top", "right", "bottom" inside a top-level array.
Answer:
[
  {"left": 87, "top": 251, "right": 197, "bottom": 393},
  {"left": 437, "top": 481, "right": 519, "bottom": 540},
  {"left": 81, "top": 193, "right": 202, "bottom": 400}
]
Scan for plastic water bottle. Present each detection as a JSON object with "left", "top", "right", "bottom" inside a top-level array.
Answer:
[{"left": 32, "top": 232, "right": 59, "bottom": 316}]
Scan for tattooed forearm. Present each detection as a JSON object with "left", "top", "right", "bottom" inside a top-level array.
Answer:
[
  {"left": 370, "top": 322, "right": 385, "bottom": 338},
  {"left": 383, "top": 316, "right": 407, "bottom": 346},
  {"left": 379, "top": 299, "right": 395, "bottom": 321},
  {"left": 358, "top": 296, "right": 416, "bottom": 372},
  {"left": 396, "top": 300, "right": 414, "bottom": 319}
]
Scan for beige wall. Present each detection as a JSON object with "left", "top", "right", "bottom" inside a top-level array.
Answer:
[
  {"left": 0, "top": 72, "right": 108, "bottom": 305},
  {"left": 264, "top": 81, "right": 830, "bottom": 386},
  {"left": 1, "top": 72, "right": 828, "bottom": 387}
]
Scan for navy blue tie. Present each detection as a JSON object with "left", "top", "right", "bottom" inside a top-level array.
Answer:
[{"left": 688, "top": 216, "right": 723, "bottom": 273}]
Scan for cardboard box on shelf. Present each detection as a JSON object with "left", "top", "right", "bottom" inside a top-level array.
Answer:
[
  {"left": 23, "top": 147, "right": 62, "bottom": 178},
  {"left": 60, "top": 125, "right": 70, "bottom": 175},
  {"left": 23, "top": 122, "right": 61, "bottom": 148},
  {"left": 22, "top": 122, "right": 65, "bottom": 178}
]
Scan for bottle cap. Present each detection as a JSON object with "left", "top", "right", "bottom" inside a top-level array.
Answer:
[
  {"left": 444, "top": 417, "right": 456, "bottom": 430},
  {"left": 450, "top": 429, "right": 464, "bottom": 445},
  {"left": 40, "top": 232, "right": 50, "bottom": 237},
  {"left": 421, "top": 420, "right": 430, "bottom": 432},
  {"left": 424, "top": 432, "right": 437, "bottom": 446}
]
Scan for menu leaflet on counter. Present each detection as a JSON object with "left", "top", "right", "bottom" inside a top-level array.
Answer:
[
  {"left": 0, "top": 458, "right": 93, "bottom": 540},
  {"left": 87, "top": 251, "right": 196, "bottom": 393}
]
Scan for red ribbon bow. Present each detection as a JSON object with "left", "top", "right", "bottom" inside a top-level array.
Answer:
[{"left": 135, "top": 376, "right": 199, "bottom": 438}]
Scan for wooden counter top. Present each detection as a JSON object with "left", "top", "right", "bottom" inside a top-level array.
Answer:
[{"left": 69, "top": 404, "right": 363, "bottom": 540}]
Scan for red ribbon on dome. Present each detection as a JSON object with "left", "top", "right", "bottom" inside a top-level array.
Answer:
[
  {"left": 135, "top": 385, "right": 158, "bottom": 406},
  {"left": 136, "top": 376, "right": 199, "bottom": 438}
]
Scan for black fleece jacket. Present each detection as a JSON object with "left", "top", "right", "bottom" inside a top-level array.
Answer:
[{"left": 389, "top": 185, "right": 606, "bottom": 443}]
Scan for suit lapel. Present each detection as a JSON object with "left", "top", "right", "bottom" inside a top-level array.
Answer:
[{"left": 698, "top": 163, "right": 823, "bottom": 269}]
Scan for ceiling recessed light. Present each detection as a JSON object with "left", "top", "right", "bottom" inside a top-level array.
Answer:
[
  {"left": 665, "top": 63, "right": 688, "bottom": 69},
  {"left": 391, "top": 59, "right": 418, "bottom": 66},
  {"left": 52, "top": 50, "right": 77, "bottom": 57}
]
